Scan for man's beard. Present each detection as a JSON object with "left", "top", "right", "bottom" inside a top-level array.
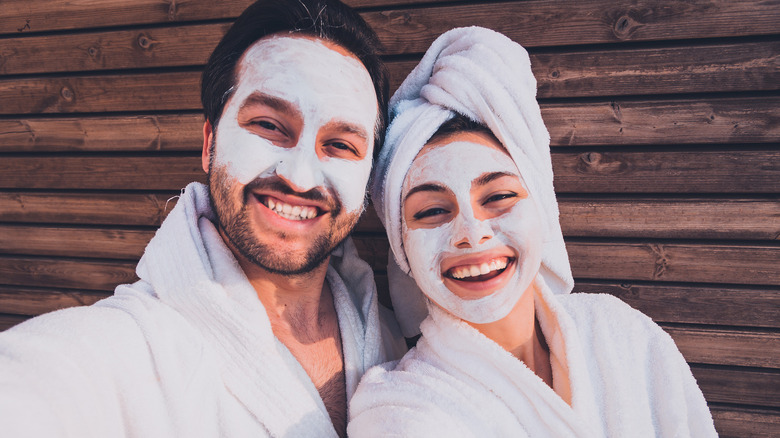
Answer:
[{"left": 207, "top": 165, "right": 362, "bottom": 276}]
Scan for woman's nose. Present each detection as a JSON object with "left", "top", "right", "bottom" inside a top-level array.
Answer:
[{"left": 451, "top": 213, "right": 493, "bottom": 248}]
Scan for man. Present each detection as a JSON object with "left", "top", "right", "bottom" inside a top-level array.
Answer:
[{"left": 0, "top": 1, "right": 404, "bottom": 436}]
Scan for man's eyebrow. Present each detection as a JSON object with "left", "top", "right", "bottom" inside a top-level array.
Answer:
[
  {"left": 404, "top": 183, "right": 447, "bottom": 202},
  {"left": 322, "top": 120, "right": 369, "bottom": 142},
  {"left": 472, "top": 171, "right": 517, "bottom": 187},
  {"left": 239, "top": 92, "right": 297, "bottom": 116}
]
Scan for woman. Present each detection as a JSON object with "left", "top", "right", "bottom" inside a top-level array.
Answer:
[{"left": 348, "top": 27, "right": 716, "bottom": 437}]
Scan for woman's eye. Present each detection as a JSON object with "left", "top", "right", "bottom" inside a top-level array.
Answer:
[
  {"left": 413, "top": 207, "right": 449, "bottom": 220},
  {"left": 329, "top": 141, "right": 353, "bottom": 152},
  {"left": 484, "top": 192, "right": 517, "bottom": 204}
]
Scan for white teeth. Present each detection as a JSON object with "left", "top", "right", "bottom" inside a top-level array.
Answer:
[
  {"left": 448, "top": 257, "right": 509, "bottom": 280},
  {"left": 264, "top": 198, "right": 318, "bottom": 221}
]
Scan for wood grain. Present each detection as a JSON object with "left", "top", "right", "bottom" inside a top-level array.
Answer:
[
  {"left": 4, "top": 97, "right": 777, "bottom": 152},
  {"left": 0, "top": 285, "right": 109, "bottom": 316},
  {"left": 0, "top": 256, "right": 137, "bottom": 291},
  {"left": 0, "top": 314, "right": 29, "bottom": 331},
  {"left": 0, "top": 225, "right": 154, "bottom": 259},
  {"left": 710, "top": 405, "right": 780, "bottom": 438},
  {"left": 0, "top": 192, "right": 177, "bottom": 226},
  {"left": 573, "top": 282, "right": 780, "bottom": 329},
  {"left": 663, "top": 326, "right": 780, "bottom": 368},
  {"left": 356, "top": 238, "right": 780, "bottom": 286},
  {"left": 0, "top": 0, "right": 452, "bottom": 35},
  {"left": 693, "top": 365, "right": 780, "bottom": 408}
]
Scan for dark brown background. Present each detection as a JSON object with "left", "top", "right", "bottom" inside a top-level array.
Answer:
[{"left": 0, "top": 0, "right": 778, "bottom": 435}]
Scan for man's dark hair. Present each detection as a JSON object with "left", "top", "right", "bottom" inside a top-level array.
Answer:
[
  {"left": 201, "top": 0, "right": 389, "bottom": 154},
  {"left": 428, "top": 113, "right": 501, "bottom": 146}
]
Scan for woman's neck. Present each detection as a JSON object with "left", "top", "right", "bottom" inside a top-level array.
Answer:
[{"left": 466, "top": 282, "right": 553, "bottom": 388}]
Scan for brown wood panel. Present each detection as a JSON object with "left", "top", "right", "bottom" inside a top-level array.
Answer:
[
  {"left": 364, "top": 0, "right": 780, "bottom": 54},
  {"left": 5, "top": 97, "right": 777, "bottom": 153},
  {"left": 693, "top": 365, "right": 780, "bottom": 408},
  {"left": 0, "top": 156, "right": 205, "bottom": 190},
  {"left": 0, "top": 192, "right": 177, "bottom": 226},
  {"left": 355, "top": 237, "right": 780, "bottom": 286},
  {"left": 533, "top": 41, "right": 780, "bottom": 98},
  {"left": 0, "top": 286, "right": 108, "bottom": 316},
  {"left": 0, "top": 256, "right": 137, "bottom": 291},
  {"left": 0, "top": 314, "right": 29, "bottom": 331},
  {"left": 0, "top": 0, "right": 448, "bottom": 35},
  {"left": 542, "top": 97, "right": 780, "bottom": 147},
  {"left": 711, "top": 405, "right": 780, "bottom": 438},
  {"left": 557, "top": 198, "right": 780, "bottom": 240},
  {"left": 0, "top": 115, "right": 203, "bottom": 153},
  {"left": 4, "top": 44, "right": 780, "bottom": 114},
  {"left": 0, "top": 23, "right": 229, "bottom": 75},
  {"left": 0, "top": 225, "right": 153, "bottom": 259},
  {"left": 573, "top": 282, "right": 779, "bottom": 329},
  {"left": 2, "top": 150, "right": 776, "bottom": 193},
  {"left": 567, "top": 241, "right": 780, "bottom": 286},
  {"left": 663, "top": 326, "right": 780, "bottom": 368},
  {"left": 0, "top": 72, "right": 201, "bottom": 114},
  {"left": 552, "top": 149, "right": 780, "bottom": 194}
]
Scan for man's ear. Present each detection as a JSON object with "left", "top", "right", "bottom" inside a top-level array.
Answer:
[{"left": 202, "top": 121, "right": 213, "bottom": 174}]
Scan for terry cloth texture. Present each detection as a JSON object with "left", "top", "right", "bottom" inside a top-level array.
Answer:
[
  {"left": 0, "top": 182, "right": 405, "bottom": 437},
  {"left": 349, "top": 278, "right": 717, "bottom": 437},
  {"left": 370, "top": 26, "right": 573, "bottom": 337}
]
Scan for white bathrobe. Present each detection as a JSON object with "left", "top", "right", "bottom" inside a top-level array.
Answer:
[
  {"left": 0, "top": 182, "right": 405, "bottom": 437},
  {"left": 349, "top": 279, "right": 717, "bottom": 437}
]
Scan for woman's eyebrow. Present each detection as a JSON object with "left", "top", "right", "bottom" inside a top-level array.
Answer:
[
  {"left": 404, "top": 183, "right": 447, "bottom": 202},
  {"left": 472, "top": 171, "right": 517, "bottom": 187}
]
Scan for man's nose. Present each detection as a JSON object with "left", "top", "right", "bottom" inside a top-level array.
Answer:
[
  {"left": 274, "top": 140, "right": 324, "bottom": 193},
  {"left": 450, "top": 211, "right": 494, "bottom": 249}
]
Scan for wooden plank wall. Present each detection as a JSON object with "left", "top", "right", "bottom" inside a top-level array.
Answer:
[{"left": 0, "top": 0, "right": 778, "bottom": 435}]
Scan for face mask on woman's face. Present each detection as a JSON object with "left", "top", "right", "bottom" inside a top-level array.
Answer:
[{"left": 401, "top": 132, "right": 544, "bottom": 323}]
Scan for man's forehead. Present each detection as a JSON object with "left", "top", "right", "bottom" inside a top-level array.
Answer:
[{"left": 237, "top": 33, "right": 364, "bottom": 76}]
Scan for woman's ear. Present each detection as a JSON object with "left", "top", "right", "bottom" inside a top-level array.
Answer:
[{"left": 202, "top": 121, "right": 213, "bottom": 174}]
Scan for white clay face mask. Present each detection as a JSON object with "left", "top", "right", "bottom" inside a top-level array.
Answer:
[
  {"left": 213, "top": 36, "right": 378, "bottom": 213},
  {"left": 402, "top": 141, "right": 544, "bottom": 323}
]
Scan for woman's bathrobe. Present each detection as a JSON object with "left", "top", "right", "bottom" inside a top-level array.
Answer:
[
  {"left": 0, "top": 182, "right": 405, "bottom": 437},
  {"left": 349, "top": 279, "right": 716, "bottom": 437}
]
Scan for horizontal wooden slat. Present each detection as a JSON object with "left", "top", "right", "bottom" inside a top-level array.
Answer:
[
  {"left": 567, "top": 241, "right": 780, "bottom": 286},
  {"left": 0, "top": 225, "right": 153, "bottom": 259},
  {"left": 4, "top": 97, "right": 778, "bottom": 153},
  {"left": 3, "top": 45, "right": 779, "bottom": 114},
  {"left": 0, "top": 0, "right": 448, "bottom": 35},
  {"left": 357, "top": 197, "right": 780, "bottom": 240},
  {"left": 0, "top": 256, "right": 137, "bottom": 291},
  {"left": 356, "top": 238, "right": 780, "bottom": 286},
  {"left": 711, "top": 405, "right": 780, "bottom": 438},
  {"left": 0, "top": 314, "right": 30, "bottom": 331},
  {"left": 0, "top": 192, "right": 177, "bottom": 226},
  {"left": 1, "top": 150, "right": 776, "bottom": 193},
  {"left": 693, "top": 365, "right": 780, "bottom": 408},
  {"left": 364, "top": 0, "right": 780, "bottom": 54},
  {"left": 0, "top": 72, "right": 201, "bottom": 114},
  {"left": 0, "top": 115, "right": 203, "bottom": 153},
  {"left": 0, "top": 156, "right": 205, "bottom": 190},
  {"left": 0, "top": 286, "right": 109, "bottom": 316},
  {"left": 552, "top": 149, "right": 780, "bottom": 193},
  {"left": 663, "top": 326, "right": 780, "bottom": 368},
  {"left": 573, "top": 282, "right": 780, "bottom": 329}
]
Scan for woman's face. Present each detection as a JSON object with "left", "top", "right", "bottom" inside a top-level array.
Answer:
[{"left": 401, "top": 131, "right": 544, "bottom": 323}]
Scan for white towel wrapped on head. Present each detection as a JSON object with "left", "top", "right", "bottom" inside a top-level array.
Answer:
[{"left": 370, "top": 26, "right": 573, "bottom": 336}]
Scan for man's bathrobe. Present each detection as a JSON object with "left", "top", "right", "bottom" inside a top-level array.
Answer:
[
  {"left": 0, "top": 182, "right": 405, "bottom": 437},
  {"left": 349, "top": 279, "right": 716, "bottom": 437}
]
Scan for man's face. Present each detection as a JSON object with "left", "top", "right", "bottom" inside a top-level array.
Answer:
[{"left": 206, "top": 35, "right": 378, "bottom": 275}]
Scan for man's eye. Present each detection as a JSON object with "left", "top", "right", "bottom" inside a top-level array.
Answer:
[
  {"left": 329, "top": 141, "right": 351, "bottom": 151},
  {"left": 413, "top": 207, "right": 449, "bottom": 220},
  {"left": 252, "top": 120, "right": 280, "bottom": 131}
]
